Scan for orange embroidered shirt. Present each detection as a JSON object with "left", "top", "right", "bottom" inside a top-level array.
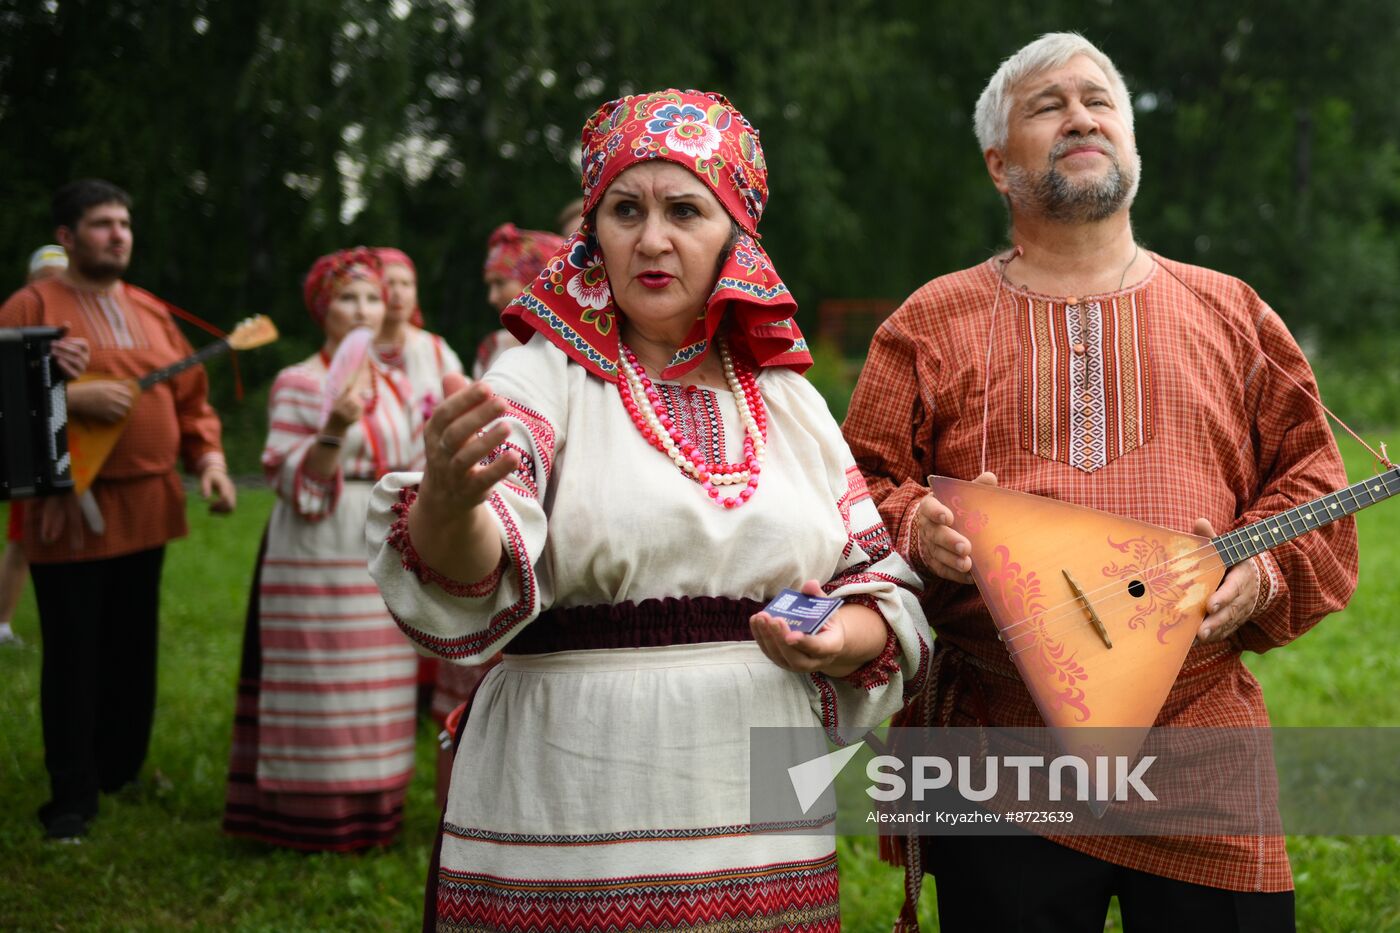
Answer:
[
  {"left": 0, "top": 277, "right": 226, "bottom": 563},
  {"left": 842, "top": 254, "right": 1359, "bottom": 892}
]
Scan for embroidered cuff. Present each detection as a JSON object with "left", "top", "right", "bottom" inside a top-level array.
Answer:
[
  {"left": 387, "top": 485, "right": 506, "bottom": 598},
  {"left": 842, "top": 622, "right": 901, "bottom": 690},
  {"left": 900, "top": 495, "right": 929, "bottom": 577},
  {"left": 1249, "top": 552, "right": 1282, "bottom": 618},
  {"left": 290, "top": 456, "right": 342, "bottom": 521}
]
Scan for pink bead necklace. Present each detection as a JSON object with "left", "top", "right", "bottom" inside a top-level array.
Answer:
[{"left": 617, "top": 337, "right": 768, "bottom": 509}]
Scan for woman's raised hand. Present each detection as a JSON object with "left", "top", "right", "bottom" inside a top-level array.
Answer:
[
  {"left": 323, "top": 383, "right": 369, "bottom": 435},
  {"left": 420, "top": 373, "right": 520, "bottom": 511},
  {"left": 406, "top": 373, "right": 519, "bottom": 584}
]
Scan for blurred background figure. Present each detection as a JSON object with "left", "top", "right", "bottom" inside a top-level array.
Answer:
[
  {"left": 371, "top": 246, "right": 465, "bottom": 711},
  {"left": 0, "top": 179, "right": 233, "bottom": 842},
  {"left": 223, "top": 248, "right": 420, "bottom": 852},
  {"left": 473, "top": 223, "right": 563, "bottom": 379},
  {"left": 0, "top": 245, "right": 73, "bottom": 648},
  {"left": 372, "top": 247, "right": 464, "bottom": 414},
  {"left": 27, "top": 245, "right": 67, "bottom": 281}
]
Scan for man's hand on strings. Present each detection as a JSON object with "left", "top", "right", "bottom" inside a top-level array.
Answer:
[
  {"left": 52, "top": 332, "right": 90, "bottom": 379},
  {"left": 914, "top": 472, "right": 997, "bottom": 584},
  {"left": 1193, "top": 518, "right": 1260, "bottom": 643},
  {"left": 67, "top": 379, "right": 134, "bottom": 423}
]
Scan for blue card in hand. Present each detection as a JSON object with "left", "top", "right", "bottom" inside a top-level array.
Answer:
[{"left": 762, "top": 588, "right": 843, "bottom": 635}]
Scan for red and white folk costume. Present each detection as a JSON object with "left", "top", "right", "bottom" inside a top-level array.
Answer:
[
  {"left": 430, "top": 229, "right": 567, "bottom": 732},
  {"left": 842, "top": 256, "right": 1359, "bottom": 898},
  {"left": 224, "top": 249, "right": 423, "bottom": 851},
  {"left": 367, "top": 90, "right": 931, "bottom": 931}
]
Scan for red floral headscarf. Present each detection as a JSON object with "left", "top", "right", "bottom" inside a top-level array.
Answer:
[
  {"left": 303, "top": 246, "right": 386, "bottom": 329},
  {"left": 374, "top": 246, "right": 424, "bottom": 328},
  {"left": 484, "top": 224, "right": 565, "bottom": 286},
  {"left": 501, "top": 89, "right": 810, "bottom": 381}
]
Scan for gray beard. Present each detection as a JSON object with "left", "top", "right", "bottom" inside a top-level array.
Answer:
[{"left": 1006, "top": 142, "right": 1140, "bottom": 224}]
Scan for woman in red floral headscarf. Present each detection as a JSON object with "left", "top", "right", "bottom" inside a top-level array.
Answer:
[
  {"left": 368, "top": 91, "right": 931, "bottom": 928},
  {"left": 224, "top": 248, "right": 423, "bottom": 852}
]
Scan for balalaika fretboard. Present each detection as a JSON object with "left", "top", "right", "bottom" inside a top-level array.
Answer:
[
  {"left": 1212, "top": 465, "right": 1400, "bottom": 567},
  {"left": 136, "top": 337, "right": 231, "bottom": 390}
]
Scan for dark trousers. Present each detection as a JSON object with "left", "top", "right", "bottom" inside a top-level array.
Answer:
[
  {"left": 925, "top": 833, "right": 1295, "bottom": 933},
  {"left": 30, "top": 546, "right": 165, "bottom": 824}
]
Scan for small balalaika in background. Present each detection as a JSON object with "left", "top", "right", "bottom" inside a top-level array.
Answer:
[
  {"left": 929, "top": 468, "right": 1399, "bottom": 763},
  {"left": 0, "top": 325, "right": 72, "bottom": 500},
  {"left": 67, "top": 315, "right": 279, "bottom": 495}
]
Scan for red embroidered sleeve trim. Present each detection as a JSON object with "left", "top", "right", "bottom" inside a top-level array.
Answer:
[
  {"left": 809, "top": 672, "right": 842, "bottom": 745},
  {"left": 288, "top": 456, "right": 342, "bottom": 522},
  {"left": 386, "top": 485, "right": 506, "bottom": 597},
  {"left": 841, "top": 593, "right": 882, "bottom": 614},
  {"left": 899, "top": 494, "right": 930, "bottom": 577},
  {"left": 1249, "top": 552, "right": 1280, "bottom": 618},
  {"left": 841, "top": 623, "right": 901, "bottom": 690}
]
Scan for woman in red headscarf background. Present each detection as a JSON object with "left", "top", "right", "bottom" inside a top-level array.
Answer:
[
  {"left": 367, "top": 91, "right": 931, "bottom": 929},
  {"left": 474, "top": 223, "right": 564, "bottom": 379},
  {"left": 224, "top": 248, "right": 423, "bottom": 851}
]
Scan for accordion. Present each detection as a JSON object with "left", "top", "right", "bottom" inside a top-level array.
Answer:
[{"left": 0, "top": 326, "right": 72, "bottom": 500}]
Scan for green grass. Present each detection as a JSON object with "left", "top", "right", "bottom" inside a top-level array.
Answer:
[
  {"left": 0, "top": 492, "right": 436, "bottom": 931},
  {"left": 2, "top": 434, "right": 1399, "bottom": 930}
]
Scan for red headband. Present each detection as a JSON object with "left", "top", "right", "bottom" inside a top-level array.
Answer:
[
  {"left": 484, "top": 224, "right": 565, "bottom": 285},
  {"left": 303, "top": 247, "right": 385, "bottom": 328}
]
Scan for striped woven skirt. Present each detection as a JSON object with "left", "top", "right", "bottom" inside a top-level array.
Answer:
[
  {"left": 224, "top": 489, "right": 418, "bottom": 852},
  {"left": 430, "top": 603, "right": 842, "bottom": 932}
]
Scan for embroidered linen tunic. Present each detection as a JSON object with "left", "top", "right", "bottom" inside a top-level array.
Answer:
[
  {"left": 367, "top": 334, "right": 931, "bottom": 930},
  {"left": 224, "top": 354, "right": 423, "bottom": 849},
  {"left": 842, "top": 255, "right": 1358, "bottom": 892}
]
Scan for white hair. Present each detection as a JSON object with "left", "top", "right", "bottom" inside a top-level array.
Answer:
[{"left": 974, "top": 32, "right": 1134, "bottom": 154}]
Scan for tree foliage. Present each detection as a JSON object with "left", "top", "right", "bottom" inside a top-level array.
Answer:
[{"left": 3, "top": 0, "right": 1399, "bottom": 393}]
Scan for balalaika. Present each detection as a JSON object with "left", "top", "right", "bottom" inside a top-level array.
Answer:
[{"left": 929, "top": 469, "right": 1398, "bottom": 761}]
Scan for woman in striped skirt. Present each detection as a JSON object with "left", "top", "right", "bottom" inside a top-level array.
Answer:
[{"left": 224, "top": 247, "right": 423, "bottom": 851}]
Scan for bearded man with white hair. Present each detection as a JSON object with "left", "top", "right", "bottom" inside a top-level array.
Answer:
[{"left": 843, "top": 32, "right": 1356, "bottom": 931}]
